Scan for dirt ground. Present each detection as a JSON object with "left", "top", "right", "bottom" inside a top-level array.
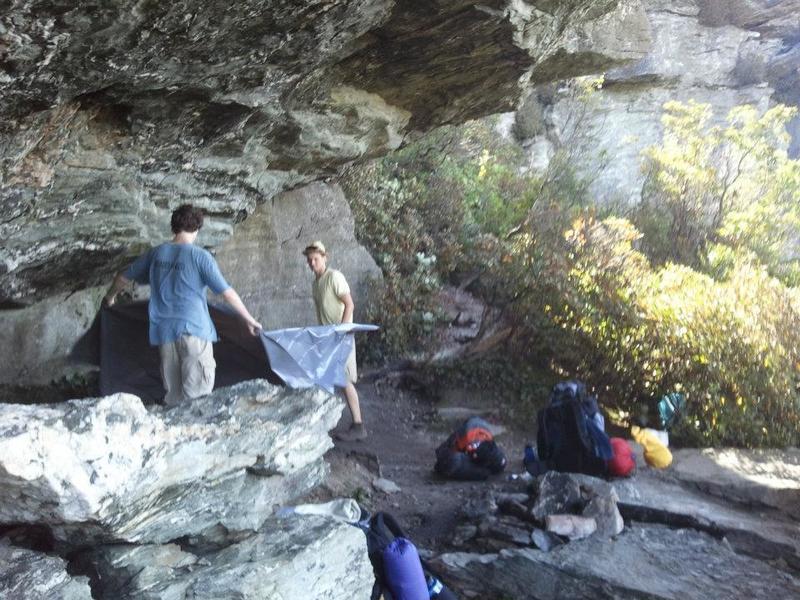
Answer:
[{"left": 304, "top": 376, "right": 531, "bottom": 552}]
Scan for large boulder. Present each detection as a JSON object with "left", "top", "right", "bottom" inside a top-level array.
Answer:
[
  {"left": 76, "top": 514, "right": 372, "bottom": 600},
  {"left": 667, "top": 447, "right": 800, "bottom": 520},
  {"left": 0, "top": 380, "right": 341, "bottom": 545},
  {"left": 0, "top": 0, "right": 651, "bottom": 305},
  {"left": 614, "top": 447, "right": 800, "bottom": 569},
  {"left": 0, "top": 543, "right": 92, "bottom": 600}
]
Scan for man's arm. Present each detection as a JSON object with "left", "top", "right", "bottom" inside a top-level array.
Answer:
[
  {"left": 338, "top": 292, "right": 354, "bottom": 324},
  {"left": 221, "top": 288, "right": 262, "bottom": 335},
  {"left": 103, "top": 272, "right": 132, "bottom": 307}
]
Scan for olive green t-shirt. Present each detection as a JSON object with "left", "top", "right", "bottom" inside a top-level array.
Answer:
[{"left": 312, "top": 268, "right": 351, "bottom": 325}]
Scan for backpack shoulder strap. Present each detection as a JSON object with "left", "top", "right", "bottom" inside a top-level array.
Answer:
[{"left": 373, "top": 511, "right": 407, "bottom": 539}]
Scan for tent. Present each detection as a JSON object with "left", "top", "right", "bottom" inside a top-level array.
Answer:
[{"left": 98, "top": 301, "right": 282, "bottom": 403}]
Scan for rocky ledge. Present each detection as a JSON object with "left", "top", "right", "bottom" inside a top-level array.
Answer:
[
  {"left": 0, "top": 380, "right": 340, "bottom": 545},
  {"left": 0, "top": 380, "right": 377, "bottom": 598},
  {"left": 0, "top": 0, "right": 651, "bottom": 304},
  {"left": 430, "top": 449, "right": 800, "bottom": 599}
]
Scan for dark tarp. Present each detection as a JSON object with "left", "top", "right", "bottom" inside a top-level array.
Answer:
[{"left": 98, "top": 300, "right": 282, "bottom": 403}]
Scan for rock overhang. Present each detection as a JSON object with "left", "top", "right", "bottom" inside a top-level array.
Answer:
[{"left": 0, "top": 0, "right": 651, "bottom": 304}]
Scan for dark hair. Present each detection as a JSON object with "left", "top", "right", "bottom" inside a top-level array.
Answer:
[{"left": 171, "top": 204, "right": 204, "bottom": 234}]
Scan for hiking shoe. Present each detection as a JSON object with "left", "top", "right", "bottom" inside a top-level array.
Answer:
[{"left": 334, "top": 422, "right": 367, "bottom": 442}]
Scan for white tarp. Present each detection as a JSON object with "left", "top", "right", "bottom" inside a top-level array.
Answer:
[{"left": 260, "top": 324, "right": 378, "bottom": 392}]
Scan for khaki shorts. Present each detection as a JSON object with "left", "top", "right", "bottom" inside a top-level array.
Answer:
[
  {"left": 344, "top": 344, "right": 357, "bottom": 384},
  {"left": 159, "top": 334, "right": 216, "bottom": 406}
]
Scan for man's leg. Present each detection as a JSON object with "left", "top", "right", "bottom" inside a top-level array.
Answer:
[
  {"left": 179, "top": 335, "right": 216, "bottom": 401},
  {"left": 343, "top": 381, "right": 363, "bottom": 424},
  {"left": 159, "top": 341, "right": 184, "bottom": 406},
  {"left": 335, "top": 346, "right": 366, "bottom": 440}
]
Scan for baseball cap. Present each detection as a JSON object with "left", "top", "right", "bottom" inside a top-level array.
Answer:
[{"left": 302, "top": 241, "right": 327, "bottom": 256}]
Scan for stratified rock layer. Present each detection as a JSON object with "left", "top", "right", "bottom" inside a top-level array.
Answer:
[
  {"left": 0, "top": 0, "right": 650, "bottom": 304},
  {"left": 0, "top": 543, "right": 92, "bottom": 600},
  {"left": 78, "top": 515, "right": 372, "bottom": 600},
  {"left": 0, "top": 380, "right": 341, "bottom": 545},
  {"left": 516, "top": 0, "right": 800, "bottom": 203}
]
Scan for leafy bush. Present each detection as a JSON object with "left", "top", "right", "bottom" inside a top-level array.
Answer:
[
  {"left": 344, "top": 96, "right": 800, "bottom": 447},
  {"left": 535, "top": 216, "right": 800, "bottom": 447},
  {"left": 637, "top": 101, "right": 800, "bottom": 284},
  {"left": 342, "top": 118, "right": 543, "bottom": 360}
]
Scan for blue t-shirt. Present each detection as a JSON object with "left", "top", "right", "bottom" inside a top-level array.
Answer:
[{"left": 124, "top": 243, "right": 231, "bottom": 346}]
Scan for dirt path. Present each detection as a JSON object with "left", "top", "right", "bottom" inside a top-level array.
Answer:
[{"left": 309, "top": 379, "right": 528, "bottom": 551}]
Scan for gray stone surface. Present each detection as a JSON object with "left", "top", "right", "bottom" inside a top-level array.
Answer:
[
  {"left": 433, "top": 523, "right": 800, "bottom": 600},
  {"left": 518, "top": 0, "right": 800, "bottom": 204},
  {"left": 0, "top": 0, "right": 649, "bottom": 305},
  {"left": 214, "top": 181, "right": 382, "bottom": 330},
  {"left": 668, "top": 447, "right": 800, "bottom": 519},
  {"left": 0, "top": 380, "right": 341, "bottom": 545},
  {"left": 0, "top": 286, "right": 103, "bottom": 385},
  {"left": 0, "top": 181, "right": 380, "bottom": 388},
  {"left": 614, "top": 464, "right": 800, "bottom": 569},
  {"left": 78, "top": 515, "right": 373, "bottom": 600},
  {"left": 545, "top": 514, "right": 597, "bottom": 540},
  {"left": 0, "top": 543, "right": 92, "bottom": 600},
  {"left": 530, "top": 472, "right": 583, "bottom": 521}
]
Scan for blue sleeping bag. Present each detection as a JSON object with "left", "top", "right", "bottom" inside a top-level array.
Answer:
[{"left": 382, "top": 538, "right": 429, "bottom": 600}]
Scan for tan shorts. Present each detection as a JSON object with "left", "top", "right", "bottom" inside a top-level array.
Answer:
[
  {"left": 344, "top": 344, "right": 357, "bottom": 384},
  {"left": 159, "top": 335, "right": 216, "bottom": 406}
]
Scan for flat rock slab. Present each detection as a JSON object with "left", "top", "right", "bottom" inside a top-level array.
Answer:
[
  {"left": 668, "top": 448, "right": 800, "bottom": 519},
  {"left": 0, "top": 380, "right": 341, "bottom": 545},
  {"left": 614, "top": 471, "right": 800, "bottom": 569},
  {"left": 80, "top": 514, "right": 373, "bottom": 600},
  {"left": 0, "top": 543, "right": 92, "bottom": 599},
  {"left": 433, "top": 523, "right": 800, "bottom": 600}
]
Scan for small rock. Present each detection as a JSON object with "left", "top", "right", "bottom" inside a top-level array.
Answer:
[
  {"left": 373, "top": 478, "right": 401, "bottom": 494},
  {"left": 461, "top": 490, "right": 497, "bottom": 520},
  {"left": 451, "top": 524, "right": 478, "bottom": 546},
  {"left": 545, "top": 514, "right": 597, "bottom": 540},
  {"left": 531, "top": 472, "right": 584, "bottom": 521},
  {"left": 487, "top": 516, "right": 534, "bottom": 546},
  {"left": 583, "top": 494, "right": 624, "bottom": 537},
  {"left": 495, "top": 493, "right": 531, "bottom": 505},
  {"left": 531, "top": 528, "right": 566, "bottom": 552},
  {"left": 497, "top": 498, "right": 535, "bottom": 524}
]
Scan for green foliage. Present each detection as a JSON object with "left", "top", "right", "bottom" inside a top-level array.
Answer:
[
  {"left": 343, "top": 163, "right": 449, "bottom": 361},
  {"left": 342, "top": 118, "right": 543, "bottom": 360},
  {"left": 345, "top": 93, "right": 800, "bottom": 447},
  {"left": 637, "top": 100, "right": 800, "bottom": 284},
  {"left": 537, "top": 216, "right": 800, "bottom": 446}
]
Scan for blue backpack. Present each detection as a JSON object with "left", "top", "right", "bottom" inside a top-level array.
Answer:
[
  {"left": 365, "top": 512, "right": 457, "bottom": 600},
  {"left": 536, "top": 381, "right": 612, "bottom": 477}
]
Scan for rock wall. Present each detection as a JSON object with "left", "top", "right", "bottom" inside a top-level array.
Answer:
[
  {"left": 0, "top": 0, "right": 651, "bottom": 306},
  {"left": 215, "top": 181, "right": 381, "bottom": 331},
  {"left": 431, "top": 452, "right": 800, "bottom": 599},
  {"left": 515, "top": 0, "right": 800, "bottom": 204},
  {"left": 0, "top": 181, "right": 379, "bottom": 389},
  {"left": 0, "top": 286, "right": 103, "bottom": 386}
]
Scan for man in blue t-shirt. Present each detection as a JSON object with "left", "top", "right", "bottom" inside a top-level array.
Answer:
[{"left": 103, "top": 204, "right": 262, "bottom": 405}]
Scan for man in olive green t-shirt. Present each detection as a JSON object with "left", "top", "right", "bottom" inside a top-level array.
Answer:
[{"left": 304, "top": 240, "right": 366, "bottom": 441}]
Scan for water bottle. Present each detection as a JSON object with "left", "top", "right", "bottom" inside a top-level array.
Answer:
[
  {"left": 427, "top": 575, "right": 444, "bottom": 598},
  {"left": 524, "top": 444, "right": 536, "bottom": 464}
]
